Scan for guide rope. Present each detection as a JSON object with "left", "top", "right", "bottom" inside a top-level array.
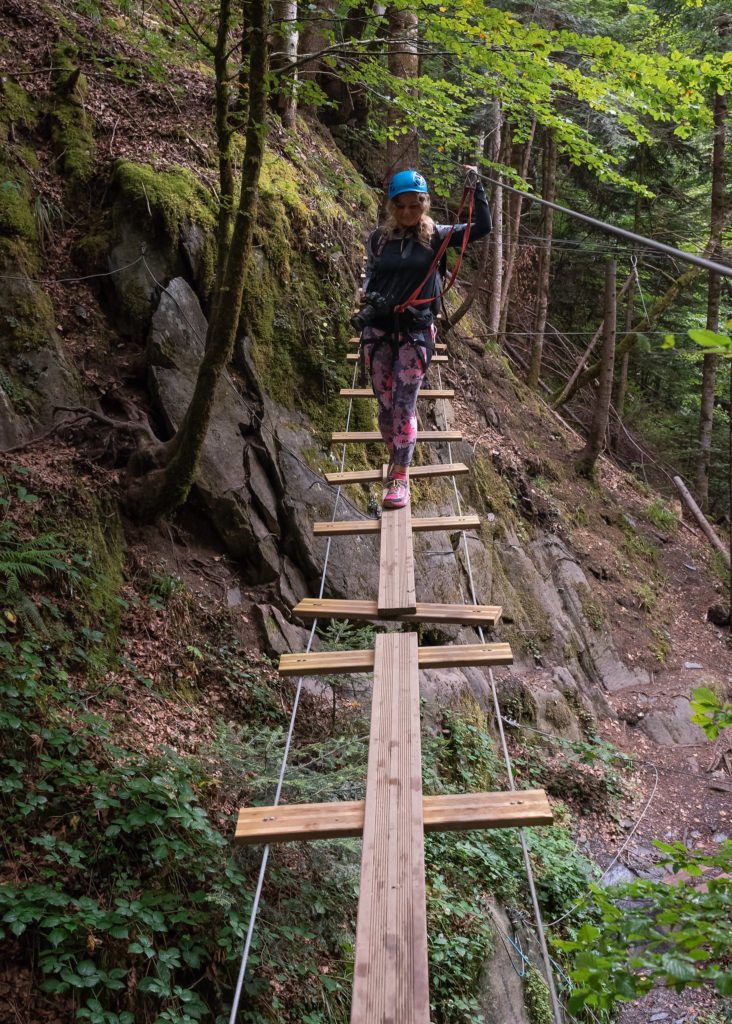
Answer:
[
  {"left": 228, "top": 361, "right": 360, "bottom": 1024},
  {"left": 435, "top": 361, "right": 566, "bottom": 1024}
]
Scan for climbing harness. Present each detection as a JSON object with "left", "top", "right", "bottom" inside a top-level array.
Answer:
[{"left": 356, "top": 170, "right": 478, "bottom": 386}]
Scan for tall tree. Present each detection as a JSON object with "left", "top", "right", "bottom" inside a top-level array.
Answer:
[
  {"left": 271, "top": 0, "right": 299, "bottom": 128},
  {"left": 527, "top": 130, "right": 557, "bottom": 389},
  {"left": 384, "top": 4, "right": 419, "bottom": 181},
  {"left": 127, "top": 0, "right": 270, "bottom": 520},
  {"left": 575, "top": 260, "right": 617, "bottom": 478},
  {"left": 695, "top": 20, "right": 728, "bottom": 510}
]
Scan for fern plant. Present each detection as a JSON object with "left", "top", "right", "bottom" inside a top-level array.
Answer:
[{"left": 0, "top": 473, "right": 69, "bottom": 631}]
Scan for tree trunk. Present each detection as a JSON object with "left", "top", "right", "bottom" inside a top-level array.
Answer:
[
  {"left": 527, "top": 130, "right": 557, "bottom": 389},
  {"left": 553, "top": 272, "right": 633, "bottom": 409},
  {"left": 212, "top": 0, "right": 235, "bottom": 313},
  {"left": 614, "top": 280, "right": 634, "bottom": 419},
  {"left": 499, "top": 118, "right": 536, "bottom": 337},
  {"left": 271, "top": 0, "right": 299, "bottom": 128},
  {"left": 487, "top": 109, "right": 505, "bottom": 336},
  {"left": 127, "top": 0, "right": 270, "bottom": 521},
  {"left": 575, "top": 260, "right": 617, "bottom": 478},
  {"left": 695, "top": 82, "right": 727, "bottom": 510},
  {"left": 384, "top": 5, "right": 419, "bottom": 183}
]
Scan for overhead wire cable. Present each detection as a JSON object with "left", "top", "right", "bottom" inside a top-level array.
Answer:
[{"left": 469, "top": 165, "right": 732, "bottom": 279}]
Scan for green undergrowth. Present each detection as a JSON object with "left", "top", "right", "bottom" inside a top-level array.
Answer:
[{"left": 0, "top": 465, "right": 605, "bottom": 1024}]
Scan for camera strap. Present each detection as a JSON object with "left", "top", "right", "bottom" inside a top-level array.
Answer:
[{"left": 393, "top": 183, "right": 475, "bottom": 315}]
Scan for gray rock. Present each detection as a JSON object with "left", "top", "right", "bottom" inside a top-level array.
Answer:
[
  {"left": 108, "top": 222, "right": 177, "bottom": 335},
  {"left": 226, "top": 587, "right": 242, "bottom": 607},
  {"left": 600, "top": 864, "right": 637, "bottom": 887},
  {"left": 684, "top": 662, "right": 703, "bottom": 669},
  {"left": 638, "top": 697, "right": 708, "bottom": 746},
  {"left": 712, "top": 832, "right": 729, "bottom": 843},
  {"left": 255, "top": 603, "right": 312, "bottom": 656},
  {"left": 0, "top": 269, "right": 87, "bottom": 448}
]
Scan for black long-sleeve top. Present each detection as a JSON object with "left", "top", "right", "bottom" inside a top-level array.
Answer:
[{"left": 362, "top": 180, "right": 491, "bottom": 332}]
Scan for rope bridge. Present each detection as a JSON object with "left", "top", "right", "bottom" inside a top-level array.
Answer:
[{"left": 234, "top": 331, "right": 555, "bottom": 1022}]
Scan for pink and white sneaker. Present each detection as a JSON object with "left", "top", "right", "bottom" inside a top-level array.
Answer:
[{"left": 383, "top": 477, "right": 410, "bottom": 509}]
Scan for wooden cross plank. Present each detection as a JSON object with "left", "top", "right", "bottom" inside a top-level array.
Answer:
[
  {"left": 292, "top": 597, "right": 503, "bottom": 625},
  {"left": 235, "top": 789, "right": 552, "bottom": 845},
  {"left": 339, "top": 388, "right": 455, "bottom": 399},
  {"left": 346, "top": 352, "right": 447, "bottom": 363},
  {"left": 278, "top": 641, "right": 512, "bottom": 676},
  {"left": 324, "top": 463, "right": 468, "bottom": 485},
  {"left": 378, "top": 498, "right": 416, "bottom": 615},
  {"left": 347, "top": 338, "right": 447, "bottom": 352},
  {"left": 332, "top": 430, "right": 461, "bottom": 444},
  {"left": 313, "top": 514, "right": 480, "bottom": 537},
  {"left": 351, "top": 632, "right": 429, "bottom": 1023}
]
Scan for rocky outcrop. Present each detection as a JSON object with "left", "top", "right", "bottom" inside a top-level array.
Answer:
[{"left": 0, "top": 268, "right": 87, "bottom": 449}]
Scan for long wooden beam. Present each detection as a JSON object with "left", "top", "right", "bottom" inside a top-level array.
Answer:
[
  {"left": 346, "top": 353, "right": 447, "bottom": 364},
  {"left": 351, "top": 632, "right": 429, "bottom": 1022},
  {"left": 278, "top": 642, "right": 512, "bottom": 677},
  {"left": 339, "top": 388, "right": 454, "bottom": 399},
  {"left": 313, "top": 514, "right": 480, "bottom": 537},
  {"left": 293, "top": 598, "right": 503, "bottom": 625},
  {"left": 332, "top": 430, "right": 461, "bottom": 444},
  {"left": 378, "top": 498, "right": 416, "bottom": 615},
  {"left": 347, "top": 339, "right": 447, "bottom": 352},
  {"left": 235, "top": 789, "right": 553, "bottom": 844},
  {"left": 324, "top": 462, "right": 468, "bottom": 485}
]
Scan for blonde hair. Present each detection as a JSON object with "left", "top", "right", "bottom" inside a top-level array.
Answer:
[{"left": 383, "top": 192, "right": 435, "bottom": 248}]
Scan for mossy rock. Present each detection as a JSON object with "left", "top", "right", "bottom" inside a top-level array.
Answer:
[
  {"left": 113, "top": 159, "right": 216, "bottom": 245},
  {"left": 0, "top": 79, "right": 35, "bottom": 144},
  {"left": 51, "top": 44, "right": 96, "bottom": 189},
  {"left": 0, "top": 179, "right": 37, "bottom": 241}
]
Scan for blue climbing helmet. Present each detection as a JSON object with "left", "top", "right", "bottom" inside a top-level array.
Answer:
[{"left": 388, "top": 170, "right": 428, "bottom": 200}]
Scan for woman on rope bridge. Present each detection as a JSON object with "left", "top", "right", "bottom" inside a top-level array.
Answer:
[{"left": 354, "top": 166, "right": 491, "bottom": 509}]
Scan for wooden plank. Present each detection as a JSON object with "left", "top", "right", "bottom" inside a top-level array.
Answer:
[
  {"left": 339, "top": 388, "right": 454, "bottom": 399},
  {"left": 324, "top": 462, "right": 468, "bottom": 485},
  {"left": 347, "top": 352, "right": 448, "bottom": 363},
  {"left": 351, "top": 632, "right": 430, "bottom": 1023},
  {"left": 235, "top": 789, "right": 553, "bottom": 844},
  {"left": 378, "top": 498, "right": 416, "bottom": 615},
  {"left": 313, "top": 514, "right": 480, "bottom": 537},
  {"left": 347, "top": 338, "right": 447, "bottom": 352},
  {"left": 278, "top": 642, "right": 512, "bottom": 676},
  {"left": 331, "top": 430, "right": 461, "bottom": 444},
  {"left": 293, "top": 598, "right": 503, "bottom": 626}
]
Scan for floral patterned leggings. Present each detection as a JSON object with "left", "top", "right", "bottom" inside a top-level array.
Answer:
[{"left": 363, "top": 327, "right": 434, "bottom": 467}]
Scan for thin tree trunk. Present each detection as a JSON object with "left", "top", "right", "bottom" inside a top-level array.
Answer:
[
  {"left": 271, "top": 0, "right": 299, "bottom": 128},
  {"left": 696, "top": 80, "right": 727, "bottom": 510},
  {"left": 128, "top": 0, "right": 270, "bottom": 520},
  {"left": 487, "top": 110, "right": 505, "bottom": 336},
  {"left": 575, "top": 260, "right": 617, "bottom": 478},
  {"left": 499, "top": 118, "right": 536, "bottom": 337},
  {"left": 212, "top": 0, "right": 235, "bottom": 312},
  {"left": 553, "top": 272, "right": 633, "bottom": 408},
  {"left": 528, "top": 131, "right": 557, "bottom": 389},
  {"left": 384, "top": 5, "right": 419, "bottom": 183}
]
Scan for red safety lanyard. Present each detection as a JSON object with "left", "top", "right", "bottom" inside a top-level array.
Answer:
[{"left": 393, "top": 184, "right": 475, "bottom": 314}]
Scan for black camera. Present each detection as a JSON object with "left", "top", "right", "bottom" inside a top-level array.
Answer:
[{"left": 350, "top": 291, "right": 393, "bottom": 331}]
